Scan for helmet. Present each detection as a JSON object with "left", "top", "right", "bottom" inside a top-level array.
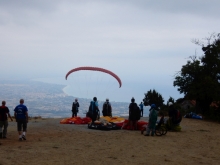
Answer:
[
  {"left": 151, "top": 104, "right": 156, "bottom": 108},
  {"left": 106, "top": 98, "right": 109, "bottom": 102},
  {"left": 75, "top": 98, "right": 78, "bottom": 101},
  {"left": 168, "top": 102, "right": 173, "bottom": 106},
  {"left": 131, "top": 97, "right": 135, "bottom": 102},
  {"left": 93, "top": 97, "right": 97, "bottom": 101}
]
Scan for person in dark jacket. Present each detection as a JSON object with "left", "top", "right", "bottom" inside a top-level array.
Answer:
[
  {"left": 72, "top": 98, "right": 79, "bottom": 117},
  {"left": 0, "top": 101, "right": 13, "bottom": 139},
  {"left": 128, "top": 97, "right": 140, "bottom": 130},
  {"left": 168, "top": 102, "right": 175, "bottom": 118},
  {"left": 167, "top": 102, "right": 182, "bottom": 130},
  {"left": 102, "top": 98, "right": 112, "bottom": 117}
]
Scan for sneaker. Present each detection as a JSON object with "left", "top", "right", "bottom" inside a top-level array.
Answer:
[
  {"left": 3, "top": 136, "right": 6, "bottom": 139},
  {"left": 145, "top": 134, "right": 149, "bottom": 136},
  {"left": 19, "top": 138, "right": 22, "bottom": 141},
  {"left": 22, "top": 135, "right": 26, "bottom": 140}
]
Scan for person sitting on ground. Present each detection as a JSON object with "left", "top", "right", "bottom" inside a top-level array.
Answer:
[
  {"left": 145, "top": 104, "right": 158, "bottom": 136},
  {"left": 88, "top": 97, "right": 100, "bottom": 123},
  {"left": 128, "top": 97, "right": 140, "bottom": 130},
  {"left": 72, "top": 98, "right": 79, "bottom": 117},
  {"left": 167, "top": 102, "right": 182, "bottom": 131},
  {"left": 102, "top": 98, "right": 112, "bottom": 117},
  {"left": 0, "top": 101, "right": 13, "bottom": 139}
]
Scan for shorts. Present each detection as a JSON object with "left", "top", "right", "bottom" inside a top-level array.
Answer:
[{"left": 17, "top": 119, "right": 27, "bottom": 132}]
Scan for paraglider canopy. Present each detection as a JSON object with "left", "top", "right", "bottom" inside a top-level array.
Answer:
[{"left": 65, "top": 66, "right": 122, "bottom": 88}]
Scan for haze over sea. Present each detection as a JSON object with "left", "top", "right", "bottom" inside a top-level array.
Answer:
[{"left": 33, "top": 76, "right": 151, "bottom": 117}]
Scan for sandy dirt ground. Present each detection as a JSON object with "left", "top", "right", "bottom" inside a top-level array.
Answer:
[{"left": 0, "top": 117, "right": 220, "bottom": 165}]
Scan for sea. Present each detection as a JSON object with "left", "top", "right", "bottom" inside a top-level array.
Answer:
[{"left": 32, "top": 76, "right": 150, "bottom": 117}]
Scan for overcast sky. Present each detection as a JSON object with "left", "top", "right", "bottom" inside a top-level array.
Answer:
[{"left": 1, "top": 0, "right": 220, "bottom": 103}]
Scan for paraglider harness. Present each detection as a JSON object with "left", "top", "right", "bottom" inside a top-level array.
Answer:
[
  {"left": 87, "top": 101, "right": 100, "bottom": 121},
  {"left": 87, "top": 102, "right": 120, "bottom": 130},
  {"left": 87, "top": 120, "right": 119, "bottom": 131},
  {"left": 102, "top": 102, "right": 112, "bottom": 117},
  {"left": 72, "top": 102, "right": 79, "bottom": 113}
]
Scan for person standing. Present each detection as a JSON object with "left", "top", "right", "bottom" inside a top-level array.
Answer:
[
  {"left": 14, "top": 99, "right": 28, "bottom": 141},
  {"left": 72, "top": 98, "right": 79, "bottom": 117},
  {"left": 88, "top": 97, "right": 100, "bottom": 123},
  {"left": 102, "top": 98, "right": 112, "bottom": 117},
  {"left": 145, "top": 104, "right": 158, "bottom": 136},
  {"left": 0, "top": 101, "right": 13, "bottom": 139},
  {"left": 128, "top": 97, "right": 140, "bottom": 130},
  {"left": 139, "top": 102, "right": 144, "bottom": 117}
]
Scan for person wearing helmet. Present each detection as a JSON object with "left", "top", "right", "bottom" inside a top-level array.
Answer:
[
  {"left": 145, "top": 104, "right": 158, "bottom": 136},
  {"left": 102, "top": 98, "right": 112, "bottom": 117},
  {"left": 72, "top": 98, "right": 79, "bottom": 117},
  {"left": 128, "top": 97, "right": 140, "bottom": 130},
  {"left": 88, "top": 97, "right": 100, "bottom": 123}
]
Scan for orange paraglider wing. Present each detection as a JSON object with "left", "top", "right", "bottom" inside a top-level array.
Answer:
[{"left": 65, "top": 66, "right": 122, "bottom": 88}]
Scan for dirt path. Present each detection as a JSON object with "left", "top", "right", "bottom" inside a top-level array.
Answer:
[{"left": 0, "top": 118, "right": 220, "bottom": 165}]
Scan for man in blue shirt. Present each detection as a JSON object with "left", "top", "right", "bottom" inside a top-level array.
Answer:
[
  {"left": 139, "top": 102, "right": 144, "bottom": 117},
  {"left": 14, "top": 99, "right": 28, "bottom": 141}
]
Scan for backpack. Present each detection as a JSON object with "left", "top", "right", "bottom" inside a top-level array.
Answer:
[
  {"left": 89, "top": 101, "right": 97, "bottom": 113},
  {"left": 103, "top": 102, "right": 110, "bottom": 110},
  {"left": 103, "top": 102, "right": 112, "bottom": 115}
]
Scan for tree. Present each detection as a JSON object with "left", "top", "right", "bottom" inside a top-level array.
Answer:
[
  {"left": 143, "top": 89, "right": 164, "bottom": 108},
  {"left": 174, "top": 33, "right": 220, "bottom": 114},
  {"left": 176, "top": 98, "right": 185, "bottom": 104}
]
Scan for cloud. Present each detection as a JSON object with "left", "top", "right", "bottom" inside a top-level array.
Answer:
[{"left": 0, "top": 0, "right": 219, "bottom": 101}]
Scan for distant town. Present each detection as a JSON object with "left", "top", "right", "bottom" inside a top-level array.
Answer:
[{"left": 0, "top": 80, "right": 135, "bottom": 118}]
